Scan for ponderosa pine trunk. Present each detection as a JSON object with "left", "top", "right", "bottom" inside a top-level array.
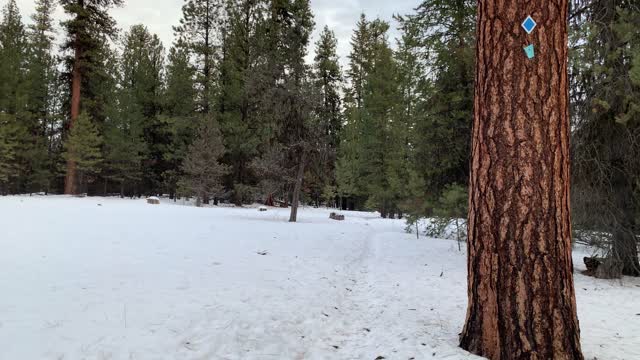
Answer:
[
  {"left": 64, "top": 9, "right": 83, "bottom": 196},
  {"left": 460, "top": 1, "right": 583, "bottom": 359}
]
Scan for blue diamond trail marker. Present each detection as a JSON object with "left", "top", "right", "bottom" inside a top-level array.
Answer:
[{"left": 522, "top": 15, "right": 537, "bottom": 34}]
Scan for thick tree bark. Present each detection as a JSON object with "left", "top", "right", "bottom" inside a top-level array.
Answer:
[
  {"left": 460, "top": 1, "right": 583, "bottom": 359},
  {"left": 64, "top": 3, "right": 83, "bottom": 196},
  {"left": 289, "top": 150, "right": 307, "bottom": 223},
  {"left": 64, "top": 48, "right": 81, "bottom": 195}
]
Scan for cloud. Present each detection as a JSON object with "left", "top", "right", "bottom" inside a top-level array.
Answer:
[{"left": 12, "top": 0, "right": 420, "bottom": 65}]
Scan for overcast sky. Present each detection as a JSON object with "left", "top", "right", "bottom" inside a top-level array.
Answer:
[{"left": 11, "top": 0, "right": 420, "bottom": 66}]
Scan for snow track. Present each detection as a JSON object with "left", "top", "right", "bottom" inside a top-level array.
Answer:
[{"left": 0, "top": 196, "right": 638, "bottom": 360}]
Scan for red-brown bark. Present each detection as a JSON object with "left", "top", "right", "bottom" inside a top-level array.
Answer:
[
  {"left": 64, "top": 4, "right": 83, "bottom": 196},
  {"left": 460, "top": 1, "right": 583, "bottom": 359}
]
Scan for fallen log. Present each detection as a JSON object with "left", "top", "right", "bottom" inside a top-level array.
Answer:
[{"left": 330, "top": 212, "right": 345, "bottom": 221}]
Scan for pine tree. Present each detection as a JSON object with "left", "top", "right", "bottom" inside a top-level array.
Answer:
[
  {"left": 102, "top": 26, "right": 155, "bottom": 197},
  {"left": 255, "top": 0, "right": 315, "bottom": 222},
  {"left": 244, "top": 0, "right": 316, "bottom": 218},
  {"left": 394, "top": 15, "right": 425, "bottom": 218},
  {"left": 174, "top": 0, "right": 224, "bottom": 114},
  {"left": 0, "top": 113, "right": 22, "bottom": 194},
  {"left": 103, "top": 118, "right": 146, "bottom": 196},
  {"left": 336, "top": 14, "right": 372, "bottom": 209},
  {"left": 461, "top": 0, "right": 583, "bottom": 357},
  {"left": 0, "top": 0, "right": 29, "bottom": 194},
  {"left": 311, "top": 26, "right": 343, "bottom": 206},
  {"left": 0, "top": 0, "right": 28, "bottom": 114},
  {"left": 571, "top": 0, "right": 640, "bottom": 277},
  {"left": 116, "top": 25, "right": 165, "bottom": 195},
  {"left": 178, "top": 120, "right": 228, "bottom": 207},
  {"left": 23, "top": 0, "right": 59, "bottom": 193},
  {"left": 217, "top": 0, "right": 266, "bottom": 205},
  {"left": 406, "top": 0, "right": 475, "bottom": 219},
  {"left": 346, "top": 14, "right": 372, "bottom": 111},
  {"left": 250, "top": 143, "right": 287, "bottom": 206},
  {"left": 432, "top": 183, "right": 468, "bottom": 247},
  {"left": 336, "top": 17, "right": 404, "bottom": 217},
  {"left": 60, "top": 0, "right": 123, "bottom": 195},
  {"left": 61, "top": 113, "right": 103, "bottom": 194},
  {"left": 71, "top": 40, "right": 120, "bottom": 195},
  {"left": 359, "top": 21, "right": 401, "bottom": 217},
  {"left": 161, "top": 43, "right": 197, "bottom": 198}
]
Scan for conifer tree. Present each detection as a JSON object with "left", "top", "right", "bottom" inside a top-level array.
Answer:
[
  {"left": 0, "top": 113, "right": 22, "bottom": 194},
  {"left": 407, "top": 0, "right": 475, "bottom": 219},
  {"left": 0, "top": 0, "right": 29, "bottom": 194},
  {"left": 572, "top": 0, "right": 640, "bottom": 277},
  {"left": 24, "top": 0, "right": 59, "bottom": 193},
  {"left": 346, "top": 14, "right": 372, "bottom": 111},
  {"left": 103, "top": 119, "right": 146, "bottom": 197},
  {"left": 178, "top": 120, "right": 228, "bottom": 207},
  {"left": 358, "top": 20, "right": 401, "bottom": 217},
  {"left": 161, "top": 43, "right": 197, "bottom": 198},
  {"left": 217, "top": 0, "right": 265, "bottom": 205},
  {"left": 174, "top": 0, "right": 224, "bottom": 114},
  {"left": 61, "top": 113, "right": 103, "bottom": 194},
  {"left": 394, "top": 15, "right": 425, "bottom": 217},
  {"left": 60, "top": 0, "right": 123, "bottom": 195},
  {"left": 101, "top": 26, "right": 150, "bottom": 196},
  {"left": 117, "top": 25, "right": 165, "bottom": 194},
  {"left": 0, "top": 0, "right": 28, "bottom": 115},
  {"left": 336, "top": 14, "right": 372, "bottom": 209},
  {"left": 337, "top": 17, "right": 403, "bottom": 216},
  {"left": 255, "top": 0, "right": 315, "bottom": 222},
  {"left": 461, "top": 0, "right": 583, "bottom": 357},
  {"left": 311, "top": 26, "right": 343, "bottom": 205}
]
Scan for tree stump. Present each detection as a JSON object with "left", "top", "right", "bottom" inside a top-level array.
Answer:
[
  {"left": 583, "top": 257, "right": 603, "bottom": 276},
  {"left": 147, "top": 197, "right": 160, "bottom": 205}
]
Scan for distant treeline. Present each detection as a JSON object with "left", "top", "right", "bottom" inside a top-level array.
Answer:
[{"left": 0, "top": 0, "right": 638, "bottom": 272}]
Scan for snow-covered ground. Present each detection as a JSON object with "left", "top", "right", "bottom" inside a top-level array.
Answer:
[{"left": 0, "top": 196, "right": 638, "bottom": 360}]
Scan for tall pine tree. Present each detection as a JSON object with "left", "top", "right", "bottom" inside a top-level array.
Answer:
[
  {"left": 60, "top": 0, "right": 123, "bottom": 195},
  {"left": 337, "top": 16, "right": 404, "bottom": 217},
  {"left": 160, "top": 43, "right": 198, "bottom": 198},
  {"left": 174, "top": 0, "right": 224, "bottom": 114},
  {"left": 217, "top": 0, "right": 266, "bottom": 205},
  {"left": 572, "top": 0, "right": 640, "bottom": 277},
  {"left": 406, "top": 0, "right": 475, "bottom": 219},
  {"left": 311, "top": 26, "right": 343, "bottom": 206},
  {"left": 0, "top": 0, "right": 29, "bottom": 194},
  {"left": 24, "top": 0, "right": 59, "bottom": 193}
]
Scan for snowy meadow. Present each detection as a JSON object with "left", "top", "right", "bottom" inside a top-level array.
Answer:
[{"left": 0, "top": 196, "right": 638, "bottom": 360}]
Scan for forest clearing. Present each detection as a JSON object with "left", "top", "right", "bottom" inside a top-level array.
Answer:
[
  {"left": 0, "top": 196, "right": 638, "bottom": 359},
  {"left": 2, "top": 0, "right": 640, "bottom": 358}
]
